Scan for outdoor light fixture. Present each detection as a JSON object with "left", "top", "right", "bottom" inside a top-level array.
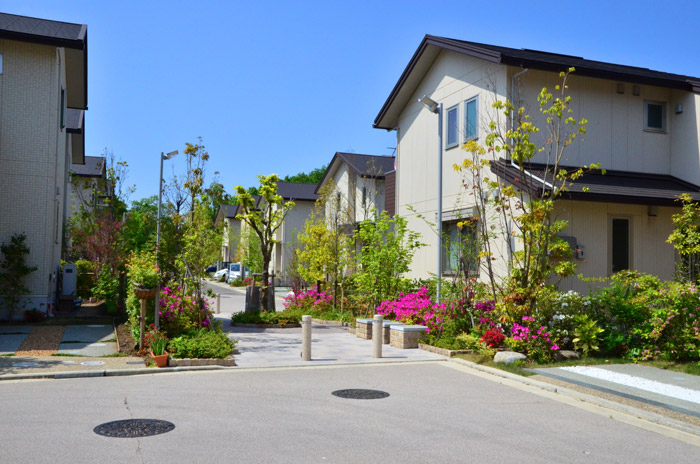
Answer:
[
  {"left": 155, "top": 149, "right": 179, "bottom": 329},
  {"left": 418, "top": 95, "right": 443, "bottom": 303}
]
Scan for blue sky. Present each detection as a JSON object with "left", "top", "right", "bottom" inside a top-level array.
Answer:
[{"left": 6, "top": 0, "right": 700, "bottom": 202}]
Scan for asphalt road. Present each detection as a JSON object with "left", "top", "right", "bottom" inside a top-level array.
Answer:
[{"left": 1, "top": 362, "right": 698, "bottom": 463}]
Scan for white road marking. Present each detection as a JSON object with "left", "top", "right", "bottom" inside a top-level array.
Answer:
[{"left": 560, "top": 366, "right": 700, "bottom": 404}]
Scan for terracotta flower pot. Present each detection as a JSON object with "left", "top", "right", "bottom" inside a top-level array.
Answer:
[{"left": 151, "top": 350, "right": 169, "bottom": 368}]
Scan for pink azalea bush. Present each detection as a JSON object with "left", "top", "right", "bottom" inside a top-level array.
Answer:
[
  {"left": 507, "top": 315, "right": 559, "bottom": 362},
  {"left": 376, "top": 287, "right": 447, "bottom": 333},
  {"left": 159, "top": 285, "right": 214, "bottom": 337},
  {"left": 283, "top": 287, "right": 333, "bottom": 313}
]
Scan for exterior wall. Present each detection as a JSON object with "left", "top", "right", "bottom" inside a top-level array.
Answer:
[
  {"left": 395, "top": 50, "right": 508, "bottom": 280},
  {"left": 0, "top": 39, "right": 68, "bottom": 315},
  {"left": 555, "top": 200, "right": 677, "bottom": 294},
  {"left": 515, "top": 67, "right": 680, "bottom": 175},
  {"left": 670, "top": 91, "right": 700, "bottom": 185},
  {"left": 273, "top": 200, "right": 315, "bottom": 282},
  {"left": 354, "top": 176, "right": 384, "bottom": 222},
  {"left": 222, "top": 218, "right": 241, "bottom": 262}
]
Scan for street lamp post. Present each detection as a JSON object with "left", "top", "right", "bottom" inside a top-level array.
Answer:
[
  {"left": 155, "top": 150, "right": 178, "bottom": 329},
  {"left": 419, "top": 95, "right": 443, "bottom": 304}
]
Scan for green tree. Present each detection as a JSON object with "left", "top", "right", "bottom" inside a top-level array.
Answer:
[
  {"left": 297, "top": 180, "right": 353, "bottom": 310},
  {"left": 667, "top": 193, "right": 700, "bottom": 282},
  {"left": 234, "top": 174, "right": 294, "bottom": 310},
  {"left": 282, "top": 165, "right": 327, "bottom": 184},
  {"left": 0, "top": 233, "right": 37, "bottom": 320},
  {"left": 355, "top": 211, "right": 423, "bottom": 313},
  {"left": 455, "top": 69, "right": 593, "bottom": 314}
]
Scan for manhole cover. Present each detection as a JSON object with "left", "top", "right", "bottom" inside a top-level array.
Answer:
[
  {"left": 332, "top": 389, "right": 390, "bottom": 400},
  {"left": 81, "top": 361, "right": 105, "bottom": 366},
  {"left": 12, "top": 362, "right": 39, "bottom": 368},
  {"left": 94, "top": 419, "right": 175, "bottom": 438}
]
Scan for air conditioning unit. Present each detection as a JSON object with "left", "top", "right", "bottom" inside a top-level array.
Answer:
[{"left": 61, "top": 263, "right": 77, "bottom": 297}]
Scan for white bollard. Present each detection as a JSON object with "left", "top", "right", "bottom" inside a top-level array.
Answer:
[
  {"left": 216, "top": 294, "right": 221, "bottom": 314},
  {"left": 373, "top": 314, "right": 383, "bottom": 358},
  {"left": 302, "top": 315, "right": 312, "bottom": 361}
]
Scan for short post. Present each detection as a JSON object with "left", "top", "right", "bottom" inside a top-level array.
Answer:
[
  {"left": 301, "top": 315, "right": 312, "bottom": 361},
  {"left": 139, "top": 299, "right": 147, "bottom": 350},
  {"left": 216, "top": 293, "right": 221, "bottom": 314},
  {"left": 373, "top": 314, "right": 383, "bottom": 358}
]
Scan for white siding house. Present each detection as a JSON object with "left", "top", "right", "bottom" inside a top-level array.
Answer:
[{"left": 374, "top": 35, "right": 700, "bottom": 293}]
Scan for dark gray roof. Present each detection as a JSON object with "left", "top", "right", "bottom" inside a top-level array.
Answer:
[
  {"left": 66, "top": 108, "right": 84, "bottom": 134},
  {"left": 71, "top": 156, "right": 104, "bottom": 177},
  {"left": 315, "top": 153, "right": 395, "bottom": 194},
  {"left": 277, "top": 182, "right": 318, "bottom": 202},
  {"left": 0, "top": 12, "right": 86, "bottom": 49},
  {"left": 375, "top": 35, "right": 700, "bottom": 129},
  {"left": 490, "top": 158, "right": 700, "bottom": 207},
  {"left": 219, "top": 204, "right": 238, "bottom": 219}
]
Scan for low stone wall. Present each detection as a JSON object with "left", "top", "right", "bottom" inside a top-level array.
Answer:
[
  {"left": 310, "top": 318, "right": 351, "bottom": 327},
  {"left": 355, "top": 319, "right": 373, "bottom": 339},
  {"left": 418, "top": 343, "right": 473, "bottom": 357},
  {"left": 231, "top": 323, "right": 301, "bottom": 329},
  {"left": 168, "top": 357, "right": 236, "bottom": 367},
  {"left": 390, "top": 325, "right": 428, "bottom": 349}
]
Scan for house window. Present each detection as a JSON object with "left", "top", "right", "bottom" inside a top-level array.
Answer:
[
  {"left": 465, "top": 96, "right": 478, "bottom": 140},
  {"left": 362, "top": 186, "right": 367, "bottom": 208},
  {"left": 60, "top": 87, "right": 66, "bottom": 129},
  {"left": 442, "top": 219, "right": 479, "bottom": 276},
  {"left": 644, "top": 100, "right": 666, "bottom": 132},
  {"left": 446, "top": 104, "right": 459, "bottom": 148},
  {"left": 610, "top": 217, "right": 631, "bottom": 274},
  {"left": 0, "top": 54, "right": 3, "bottom": 74}
]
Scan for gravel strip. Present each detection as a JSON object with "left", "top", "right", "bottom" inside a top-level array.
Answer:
[
  {"left": 530, "top": 374, "right": 700, "bottom": 428},
  {"left": 16, "top": 326, "right": 66, "bottom": 356}
]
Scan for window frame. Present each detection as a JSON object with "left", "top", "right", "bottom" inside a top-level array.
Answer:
[
  {"left": 608, "top": 215, "right": 633, "bottom": 275},
  {"left": 441, "top": 218, "right": 479, "bottom": 277},
  {"left": 445, "top": 104, "right": 459, "bottom": 149},
  {"left": 60, "top": 87, "right": 66, "bottom": 130},
  {"left": 464, "top": 96, "right": 478, "bottom": 141},
  {"left": 644, "top": 100, "right": 666, "bottom": 133}
]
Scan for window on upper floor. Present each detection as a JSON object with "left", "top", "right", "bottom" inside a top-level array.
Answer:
[
  {"left": 465, "top": 96, "right": 478, "bottom": 141},
  {"left": 644, "top": 100, "right": 666, "bottom": 132},
  {"left": 0, "top": 54, "right": 3, "bottom": 74},
  {"left": 446, "top": 104, "right": 459, "bottom": 149}
]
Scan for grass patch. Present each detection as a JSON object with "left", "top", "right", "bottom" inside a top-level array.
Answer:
[
  {"left": 0, "top": 353, "right": 16, "bottom": 357},
  {"left": 102, "top": 352, "right": 129, "bottom": 357},
  {"left": 644, "top": 360, "right": 700, "bottom": 376},
  {"left": 455, "top": 353, "right": 537, "bottom": 377},
  {"left": 51, "top": 353, "right": 82, "bottom": 357}
]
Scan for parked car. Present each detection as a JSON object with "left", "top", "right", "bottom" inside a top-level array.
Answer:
[
  {"left": 205, "top": 264, "right": 217, "bottom": 274},
  {"left": 213, "top": 268, "right": 229, "bottom": 282},
  {"left": 225, "top": 262, "right": 248, "bottom": 283}
]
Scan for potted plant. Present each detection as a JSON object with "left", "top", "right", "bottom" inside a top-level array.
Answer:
[
  {"left": 146, "top": 325, "right": 169, "bottom": 367},
  {"left": 126, "top": 251, "right": 160, "bottom": 299}
]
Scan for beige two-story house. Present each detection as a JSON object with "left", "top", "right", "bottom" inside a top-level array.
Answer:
[
  {"left": 315, "top": 152, "right": 396, "bottom": 224},
  {"left": 0, "top": 13, "right": 88, "bottom": 317},
  {"left": 374, "top": 35, "right": 700, "bottom": 293}
]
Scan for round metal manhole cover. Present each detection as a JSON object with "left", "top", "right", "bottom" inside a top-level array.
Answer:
[
  {"left": 332, "top": 389, "right": 390, "bottom": 400},
  {"left": 94, "top": 419, "right": 175, "bottom": 438}
]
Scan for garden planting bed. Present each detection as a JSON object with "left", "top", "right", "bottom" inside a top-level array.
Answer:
[
  {"left": 168, "top": 357, "right": 235, "bottom": 367},
  {"left": 419, "top": 343, "right": 473, "bottom": 357},
  {"left": 310, "top": 318, "right": 351, "bottom": 327}
]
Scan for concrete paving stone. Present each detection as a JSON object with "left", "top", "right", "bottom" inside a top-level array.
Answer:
[
  {"left": 57, "top": 341, "right": 118, "bottom": 357},
  {"left": 0, "top": 326, "right": 33, "bottom": 334},
  {"left": 61, "top": 325, "right": 114, "bottom": 343},
  {"left": 0, "top": 334, "right": 29, "bottom": 354}
]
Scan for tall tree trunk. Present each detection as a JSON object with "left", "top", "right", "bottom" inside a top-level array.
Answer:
[{"left": 261, "top": 252, "right": 271, "bottom": 311}]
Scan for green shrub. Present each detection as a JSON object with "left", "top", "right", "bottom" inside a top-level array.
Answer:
[
  {"left": 167, "top": 330, "right": 235, "bottom": 359},
  {"left": 231, "top": 309, "right": 303, "bottom": 325},
  {"left": 93, "top": 268, "right": 119, "bottom": 314},
  {"left": 75, "top": 259, "right": 95, "bottom": 298}
]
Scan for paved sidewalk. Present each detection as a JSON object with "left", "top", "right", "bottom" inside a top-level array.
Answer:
[{"left": 227, "top": 322, "right": 445, "bottom": 368}]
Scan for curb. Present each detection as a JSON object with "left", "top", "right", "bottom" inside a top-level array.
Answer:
[
  {"left": 0, "top": 364, "right": 235, "bottom": 381},
  {"left": 447, "top": 357, "right": 700, "bottom": 438}
]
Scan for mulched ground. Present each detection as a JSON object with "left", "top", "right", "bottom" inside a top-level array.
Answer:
[
  {"left": 15, "top": 326, "right": 66, "bottom": 356},
  {"left": 116, "top": 323, "right": 139, "bottom": 356}
]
